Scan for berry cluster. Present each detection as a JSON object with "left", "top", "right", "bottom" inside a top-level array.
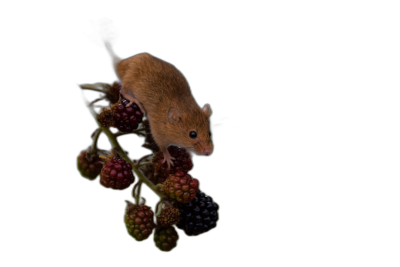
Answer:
[
  {"left": 100, "top": 156, "right": 135, "bottom": 190},
  {"left": 77, "top": 81, "right": 219, "bottom": 252}
]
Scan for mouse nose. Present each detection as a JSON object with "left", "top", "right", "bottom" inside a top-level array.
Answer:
[{"left": 202, "top": 146, "right": 213, "bottom": 155}]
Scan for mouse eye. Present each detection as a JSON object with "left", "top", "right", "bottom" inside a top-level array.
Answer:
[
  {"left": 209, "top": 131, "right": 212, "bottom": 137},
  {"left": 189, "top": 131, "right": 197, "bottom": 139}
]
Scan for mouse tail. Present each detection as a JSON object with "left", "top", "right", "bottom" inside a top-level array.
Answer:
[
  {"left": 103, "top": 37, "right": 122, "bottom": 67},
  {"left": 99, "top": 19, "right": 122, "bottom": 71}
]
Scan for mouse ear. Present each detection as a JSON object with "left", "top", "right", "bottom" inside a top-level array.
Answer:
[
  {"left": 168, "top": 107, "right": 182, "bottom": 123},
  {"left": 202, "top": 104, "right": 212, "bottom": 117}
]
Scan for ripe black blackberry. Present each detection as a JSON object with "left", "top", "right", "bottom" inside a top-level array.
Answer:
[
  {"left": 111, "top": 98, "right": 143, "bottom": 133},
  {"left": 176, "top": 190, "right": 219, "bottom": 236}
]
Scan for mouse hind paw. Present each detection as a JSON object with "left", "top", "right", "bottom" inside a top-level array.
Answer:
[
  {"left": 120, "top": 90, "right": 147, "bottom": 115},
  {"left": 162, "top": 151, "right": 176, "bottom": 169}
]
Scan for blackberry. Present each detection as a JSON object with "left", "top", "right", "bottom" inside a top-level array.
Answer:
[
  {"left": 161, "top": 172, "right": 199, "bottom": 204},
  {"left": 97, "top": 108, "right": 114, "bottom": 128},
  {"left": 157, "top": 207, "right": 180, "bottom": 227},
  {"left": 100, "top": 157, "right": 135, "bottom": 189},
  {"left": 124, "top": 201, "right": 155, "bottom": 241},
  {"left": 77, "top": 150, "right": 102, "bottom": 180},
  {"left": 176, "top": 190, "right": 219, "bottom": 236},
  {"left": 111, "top": 98, "right": 143, "bottom": 133},
  {"left": 152, "top": 146, "right": 193, "bottom": 175},
  {"left": 154, "top": 226, "right": 179, "bottom": 252}
]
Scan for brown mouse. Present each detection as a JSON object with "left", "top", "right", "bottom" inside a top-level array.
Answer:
[{"left": 105, "top": 43, "right": 213, "bottom": 167}]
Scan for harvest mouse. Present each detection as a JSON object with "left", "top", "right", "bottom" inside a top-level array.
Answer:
[{"left": 105, "top": 42, "right": 213, "bottom": 167}]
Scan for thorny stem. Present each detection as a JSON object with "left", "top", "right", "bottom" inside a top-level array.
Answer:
[
  {"left": 87, "top": 105, "right": 163, "bottom": 198},
  {"left": 114, "top": 128, "right": 146, "bottom": 137}
]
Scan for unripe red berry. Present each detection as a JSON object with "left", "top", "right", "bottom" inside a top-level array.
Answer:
[
  {"left": 100, "top": 157, "right": 135, "bottom": 190},
  {"left": 161, "top": 172, "right": 199, "bottom": 204},
  {"left": 111, "top": 98, "right": 143, "bottom": 133}
]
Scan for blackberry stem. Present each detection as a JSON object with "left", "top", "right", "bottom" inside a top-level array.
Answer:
[
  {"left": 114, "top": 128, "right": 146, "bottom": 137},
  {"left": 90, "top": 128, "right": 102, "bottom": 154},
  {"left": 137, "top": 162, "right": 152, "bottom": 167},
  {"left": 135, "top": 182, "right": 143, "bottom": 205},
  {"left": 89, "top": 96, "right": 106, "bottom": 106},
  {"left": 92, "top": 105, "right": 109, "bottom": 109},
  {"left": 87, "top": 105, "right": 163, "bottom": 198},
  {"left": 80, "top": 83, "right": 109, "bottom": 93},
  {"left": 97, "top": 150, "right": 108, "bottom": 157}
]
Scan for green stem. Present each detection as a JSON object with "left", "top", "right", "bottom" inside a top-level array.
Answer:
[
  {"left": 90, "top": 128, "right": 102, "bottom": 154},
  {"left": 87, "top": 105, "right": 163, "bottom": 198},
  {"left": 89, "top": 96, "right": 106, "bottom": 106},
  {"left": 92, "top": 105, "right": 109, "bottom": 109},
  {"left": 133, "top": 127, "right": 146, "bottom": 132},
  {"left": 131, "top": 181, "right": 143, "bottom": 205},
  {"left": 137, "top": 162, "right": 152, "bottom": 167},
  {"left": 80, "top": 83, "right": 110, "bottom": 92},
  {"left": 114, "top": 128, "right": 146, "bottom": 137}
]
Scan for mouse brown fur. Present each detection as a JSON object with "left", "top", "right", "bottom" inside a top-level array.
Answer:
[{"left": 113, "top": 52, "right": 213, "bottom": 166}]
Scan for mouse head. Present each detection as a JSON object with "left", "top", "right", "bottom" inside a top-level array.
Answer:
[{"left": 168, "top": 104, "right": 213, "bottom": 155}]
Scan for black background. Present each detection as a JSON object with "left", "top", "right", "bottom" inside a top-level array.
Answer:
[{"left": 8, "top": 10, "right": 332, "bottom": 265}]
